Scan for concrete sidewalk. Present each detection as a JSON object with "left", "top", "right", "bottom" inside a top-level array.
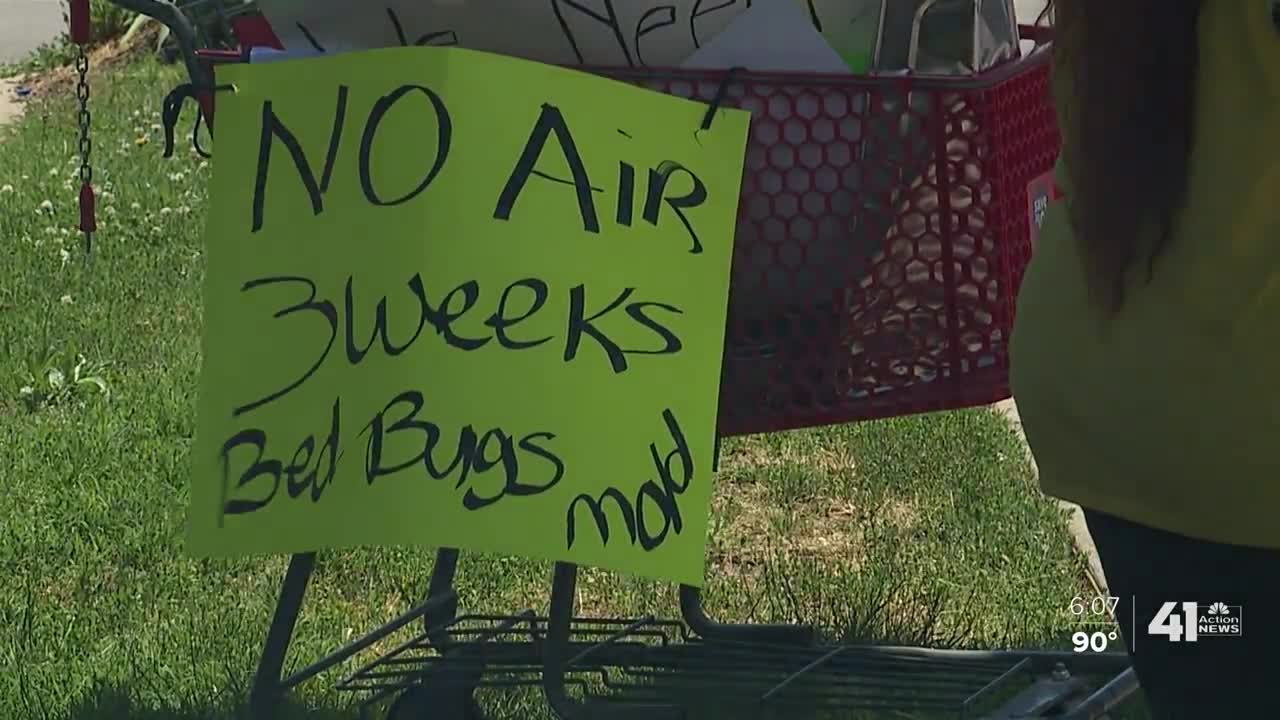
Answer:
[
  {"left": 1, "top": 0, "right": 64, "bottom": 126},
  {"left": 1, "top": 0, "right": 65, "bottom": 65}
]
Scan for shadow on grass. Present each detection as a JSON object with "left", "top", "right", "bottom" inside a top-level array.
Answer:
[{"left": 62, "top": 684, "right": 361, "bottom": 720}]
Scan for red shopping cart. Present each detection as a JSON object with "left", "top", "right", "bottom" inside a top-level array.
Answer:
[{"left": 72, "top": 2, "right": 1138, "bottom": 718}]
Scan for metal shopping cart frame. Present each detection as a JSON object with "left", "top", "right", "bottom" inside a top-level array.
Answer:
[{"left": 86, "top": 2, "right": 1140, "bottom": 718}]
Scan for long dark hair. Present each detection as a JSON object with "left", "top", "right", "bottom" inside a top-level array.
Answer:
[{"left": 1048, "top": 1, "right": 1204, "bottom": 312}]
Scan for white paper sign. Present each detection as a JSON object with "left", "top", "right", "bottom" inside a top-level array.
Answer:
[
  {"left": 254, "top": 1, "right": 1021, "bottom": 72},
  {"left": 255, "top": 0, "right": 763, "bottom": 67}
]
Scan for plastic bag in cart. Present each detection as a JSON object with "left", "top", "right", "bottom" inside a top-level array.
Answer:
[{"left": 870, "top": 0, "right": 1021, "bottom": 75}]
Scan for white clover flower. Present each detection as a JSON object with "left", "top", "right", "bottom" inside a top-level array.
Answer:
[
  {"left": 59, "top": 294, "right": 73, "bottom": 305},
  {"left": 39, "top": 199, "right": 53, "bottom": 212},
  {"left": 48, "top": 168, "right": 59, "bottom": 177},
  {"left": 59, "top": 247, "right": 71, "bottom": 267},
  {"left": 176, "top": 205, "right": 191, "bottom": 215},
  {"left": 198, "top": 160, "right": 209, "bottom": 170},
  {"left": 105, "top": 206, "right": 117, "bottom": 216},
  {"left": 169, "top": 171, "right": 186, "bottom": 182},
  {"left": 19, "top": 386, "right": 34, "bottom": 398},
  {"left": 150, "top": 123, "right": 163, "bottom": 132},
  {"left": 0, "top": 184, "right": 14, "bottom": 194},
  {"left": 159, "top": 207, "right": 172, "bottom": 215},
  {"left": 130, "top": 202, "right": 141, "bottom": 211},
  {"left": 46, "top": 367, "right": 65, "bottom": 390}
]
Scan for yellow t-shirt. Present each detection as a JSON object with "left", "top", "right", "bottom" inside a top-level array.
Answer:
[{"left": 1010, "top": 0, "right": 1280, "bottom": 548}]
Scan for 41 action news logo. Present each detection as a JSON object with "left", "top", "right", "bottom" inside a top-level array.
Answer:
[{"left": 1147, "top": 602, "right": 1243, "bottom": 642}]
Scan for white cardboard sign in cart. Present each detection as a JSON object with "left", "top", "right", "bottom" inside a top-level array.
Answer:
[
  {"left": 253, "top": 0, "right": 1022, "bottom": 74},
  {"left": 256, "top": 0, "right": 762, "bottom": 67}
]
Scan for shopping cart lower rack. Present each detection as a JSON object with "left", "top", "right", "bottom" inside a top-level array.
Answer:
[
  {"left": 84, "top": 2, "right": 1139, "bottom": 719},
  {"left": 260, "top": 554, "right": 1135, "bottom": 720}
]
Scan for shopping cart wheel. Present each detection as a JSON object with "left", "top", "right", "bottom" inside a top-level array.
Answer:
[{"left": 386, "top": 665, "right": 485, "bottom": 720}]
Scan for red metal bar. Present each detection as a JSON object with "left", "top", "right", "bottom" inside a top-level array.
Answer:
[
  {"left": 231, "top": 13, "right": 284, "bottom": 50},
  {"left": 69, "top": 0, "right": 91, "bottom": 44}
]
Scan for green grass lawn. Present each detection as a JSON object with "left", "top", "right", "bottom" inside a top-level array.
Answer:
[{"left": 1, "top": 58, "right": 1143, "bottom": 719}]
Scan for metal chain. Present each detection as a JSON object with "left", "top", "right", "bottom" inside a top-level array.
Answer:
[
  {"left": 75, "top": 42, "right": 93, "bottom": 254},
  {"left": 76, "top": 46, "right": 92, "bottom": 188}
]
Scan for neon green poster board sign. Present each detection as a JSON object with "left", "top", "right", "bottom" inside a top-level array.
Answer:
[{"left": 188, "top": 47, "right": 750, "bottom": 587}]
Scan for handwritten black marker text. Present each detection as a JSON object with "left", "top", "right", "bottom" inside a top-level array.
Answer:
[
  {"left": 250, "top": 84, "right": 709, "bottom": 256},
  {"left": 566, "top": 408, "right": 693, "bottom": 551},
  {"left": 220, "top": 70, "right": 722, "bottom": 556},
  {"left": 230, "top": 273, "right": 683, "bottom": 418}
]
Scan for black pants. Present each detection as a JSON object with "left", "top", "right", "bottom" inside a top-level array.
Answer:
[{"left": 1083, "top": 509, "right": 1280, "bottom": 719}]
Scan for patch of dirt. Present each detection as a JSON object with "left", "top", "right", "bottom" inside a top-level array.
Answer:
[
  {"left": 16, "top": 24, "right": 163, "bottom": 102},
  {"left": 707, "top": 478, "right": 866, "bottom": 581},
  {"left": 880, "top": 497, "right": 919, "bottom": 532},
  {"left": 719, "top": 440, "right": 853, "bottom": 477}
]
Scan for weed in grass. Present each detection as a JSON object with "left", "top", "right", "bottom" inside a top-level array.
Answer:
[
  {"left": 14, "top": 309, "right": 111, "bottom": 412},
  {"left": 17, "top": 344, "right": 110, "bottom": 412}
]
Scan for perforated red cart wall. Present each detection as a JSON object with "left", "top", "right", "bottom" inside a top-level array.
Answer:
[{"left": 199, "top": 19, "right": 1060, "bottom": 439}]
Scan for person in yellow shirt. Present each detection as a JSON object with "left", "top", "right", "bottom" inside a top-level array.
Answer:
[{"left": 1010, "top": 1, "right": 1279, "bottom": 717}]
